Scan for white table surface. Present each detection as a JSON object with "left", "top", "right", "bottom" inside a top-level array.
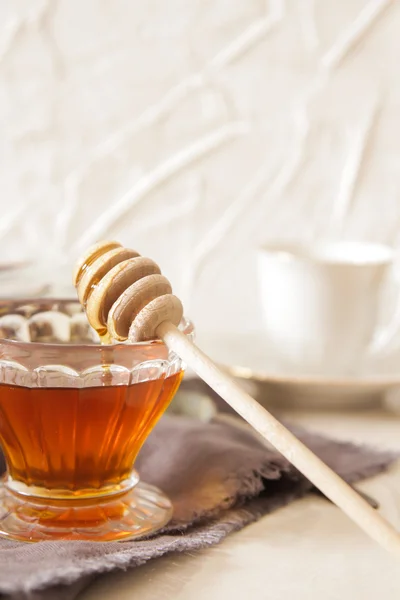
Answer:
[{"left": 80, "top": 408, "right": 400, "bottom": 600}]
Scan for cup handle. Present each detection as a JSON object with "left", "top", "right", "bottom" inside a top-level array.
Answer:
[{"left": 368, "top": 259, "right": 400, "bottom": 355}]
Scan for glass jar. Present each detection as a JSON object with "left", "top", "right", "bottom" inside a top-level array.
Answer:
[{"left": 0, "top": 298, "right": 194, "bottom": 542}]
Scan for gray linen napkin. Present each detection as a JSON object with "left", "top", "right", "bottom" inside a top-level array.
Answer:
[{"left": 0, "top": 413, "right": 397, "bottom": 600}]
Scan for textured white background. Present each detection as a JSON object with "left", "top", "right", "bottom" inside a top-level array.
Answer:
[{"left": 0, "top": 0, "right": 399, "bottom": 343}]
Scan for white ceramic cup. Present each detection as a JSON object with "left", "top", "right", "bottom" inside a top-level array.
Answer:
[{"left": 257, "top": 241, "right": 398, "bottom": 375}]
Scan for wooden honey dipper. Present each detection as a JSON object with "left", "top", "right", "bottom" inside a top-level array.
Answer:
[{"left": 74, "top": 240, "right": 400, "bottom": 557}]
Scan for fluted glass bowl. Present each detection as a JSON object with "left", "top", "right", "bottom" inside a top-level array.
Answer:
[{"left": 0, "top": 299, "right": 194, "bottom": 542}]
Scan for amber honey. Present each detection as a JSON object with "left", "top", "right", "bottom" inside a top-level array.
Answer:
[{"left": 0, "top": 371, "right": 183, "bottom": 494}]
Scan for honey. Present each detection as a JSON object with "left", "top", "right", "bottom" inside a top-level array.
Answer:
[{"left": 0, "top": 371, "right": 183, "bottom": 494}]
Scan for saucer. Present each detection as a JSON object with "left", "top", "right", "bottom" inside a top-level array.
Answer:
[
  {"left": 222, "top": 364, "right": 400, "bottom": 410},
  {"left": 198, "top": 333, "right": 400, "bottom": 410}
]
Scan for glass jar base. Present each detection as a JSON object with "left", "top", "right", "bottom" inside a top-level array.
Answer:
[{"left": 0, "top": 480, "right": 173, "bottom": 542}]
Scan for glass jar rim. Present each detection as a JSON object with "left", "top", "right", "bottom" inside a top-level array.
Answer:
[{"left": 0, "top": 297, "right": 194, "bottom": 351}]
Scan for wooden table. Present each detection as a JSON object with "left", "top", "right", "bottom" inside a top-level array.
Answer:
[{"left": 80, "top": 408, "right": 400, "bottom": 599}]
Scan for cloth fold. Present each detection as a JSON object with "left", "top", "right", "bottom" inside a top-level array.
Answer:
[{"left": 0, "top": 413, "right": 397, "bottom": 600}]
